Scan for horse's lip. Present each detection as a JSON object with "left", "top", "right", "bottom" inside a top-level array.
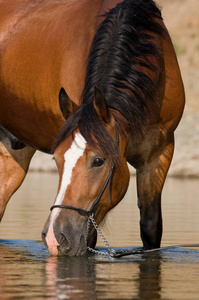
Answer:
[{"left": 58, "top": 245, "right": 87, "bottom": 257}]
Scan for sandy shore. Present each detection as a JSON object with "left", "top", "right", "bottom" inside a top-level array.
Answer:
[{"left": 30, "top": 0, "right": 199, "bottom": 177}]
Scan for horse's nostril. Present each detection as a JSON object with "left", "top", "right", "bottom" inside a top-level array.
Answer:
[
  {"left": 59, "top": 233, "right": 66, "bottom": 244},
  {"left": 41, "top": 230, "right": 47, "bottom": 247},
  {"left": 57, "top": 233, "right": 71, "bottom": 254}
]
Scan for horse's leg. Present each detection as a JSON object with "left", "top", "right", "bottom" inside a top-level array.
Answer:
[
  {"left": 136, "top": 135, "right": 174, "bottom": 249},
  {"left": 0, "top": 129, "right": 35, "bottom": 220}
]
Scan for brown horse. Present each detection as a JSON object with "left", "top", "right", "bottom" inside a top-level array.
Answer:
[{"left": 0, "top": 0, "right": 185, "bottom": 256}]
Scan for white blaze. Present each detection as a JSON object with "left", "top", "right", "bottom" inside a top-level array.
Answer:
[{"left": 45, "top": 133, "right": 86, "bottom": 255}]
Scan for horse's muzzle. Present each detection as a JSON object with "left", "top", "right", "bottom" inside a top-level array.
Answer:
[{"left": 41, "top": 219, "right": 97, "bottom": 256}]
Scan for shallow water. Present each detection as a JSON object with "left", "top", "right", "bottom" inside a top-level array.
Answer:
[{"left": 0, "top": 173, "right": 199, "bottom": 299}]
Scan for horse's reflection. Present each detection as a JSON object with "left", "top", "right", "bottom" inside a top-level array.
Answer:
[
  {"left": 44, "top": 252, "right": 162, "bottom": 299},
  {"left": 136, "top": 253, "right": 162, "bottom": 300},
  {"left": 45, "top": 256, "right": 96, "bottom": 299}
]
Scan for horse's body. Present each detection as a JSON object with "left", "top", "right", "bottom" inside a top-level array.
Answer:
[{"left": 0, "top": 0, "right": 185, "bottom": 256}]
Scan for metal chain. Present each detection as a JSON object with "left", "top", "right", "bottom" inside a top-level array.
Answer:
[
  {"left": 87, "top": 214, "right": 199, "bottom": 258},
  {"left": 86, "top": 213, "right": 116, "bottom": 257}
]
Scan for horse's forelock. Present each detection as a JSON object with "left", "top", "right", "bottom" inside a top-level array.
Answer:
[{"left": 53, "top": 104, "right": 119, "bottom": 162}]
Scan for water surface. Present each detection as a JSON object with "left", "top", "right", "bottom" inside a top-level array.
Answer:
[{"left": 0, "top": 173, "right": 199, "bottom": 299}]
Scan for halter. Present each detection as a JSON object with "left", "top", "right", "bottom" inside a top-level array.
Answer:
[{"left": 50, "top": 123, "right": 119, "bottom": 217}]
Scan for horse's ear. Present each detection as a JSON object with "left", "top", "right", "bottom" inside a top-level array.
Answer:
[
  {"left": 93, "top": 86, "right": 110, "bottom": 124},
  {"left": 59, "top": 88, "right": 78, "bottom": 119}
]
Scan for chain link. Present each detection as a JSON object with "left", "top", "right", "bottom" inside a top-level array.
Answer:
[{"left": 86, "top": 213, "right": 116, "bottom": 257}]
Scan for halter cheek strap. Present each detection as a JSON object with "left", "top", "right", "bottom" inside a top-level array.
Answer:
[
  {"left": 50, "top": 124, "right": 119, "bottom": 217},
  {"left": 50, "top": 164, "right": 115, "bottom": 217}
]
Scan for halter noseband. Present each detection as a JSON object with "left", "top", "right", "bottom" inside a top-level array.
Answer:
[{"left": 50, "top": 123, "right": 119, "bottom": 217}]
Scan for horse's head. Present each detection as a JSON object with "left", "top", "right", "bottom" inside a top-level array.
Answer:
[{"left": 42, "top": 87, "right": 130, "bottom": 256}]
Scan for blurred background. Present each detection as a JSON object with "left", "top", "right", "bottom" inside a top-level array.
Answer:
[
  {"left": 1, "top": 4, "right": 199, "bottom": 299},
  {"left": 157, "top": 0, "right": 199, "bottom": 177}
]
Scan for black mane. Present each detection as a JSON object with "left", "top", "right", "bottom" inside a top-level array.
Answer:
[{"left": 54, "top": 0, "right": 166, "bottom": 158}]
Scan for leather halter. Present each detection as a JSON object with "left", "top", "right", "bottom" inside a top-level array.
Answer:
[{"left": 50, "top": 124, "right": 119, "bottom": 217}]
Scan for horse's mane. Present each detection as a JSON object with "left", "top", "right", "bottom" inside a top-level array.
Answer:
[{"left": 54, "top": 0, "right": 167, "bottom": 159}]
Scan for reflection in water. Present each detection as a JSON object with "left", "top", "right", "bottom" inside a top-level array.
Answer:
[
  {"left": 136, "top": 253, "right": 161, "bottom": 300},
  {"left": 45, "top": 256, "right": 96, "bottom": 299},
  {"left": 0, "top": 174, "right": 199, "bottom": 299},
  {"left": 0, "top": 239, "right": 199, "bottom": 299}
]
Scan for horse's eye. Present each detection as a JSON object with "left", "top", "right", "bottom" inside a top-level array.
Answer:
[{"left": 92, "top": 157, "right": 105, "bottom": 168}]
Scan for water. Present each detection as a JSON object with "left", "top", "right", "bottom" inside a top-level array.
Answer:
[{"left": 0, "top": 173, "right": 199, "bottom": 299}]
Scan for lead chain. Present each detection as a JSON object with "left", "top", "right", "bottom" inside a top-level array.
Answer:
[{"left": 86, "top": 213, "right": 116, "bottom": 257}]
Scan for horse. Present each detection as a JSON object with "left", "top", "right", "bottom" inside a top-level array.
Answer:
[{"left": 0, "top": 0, "right": 185, "bottom": 256}]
